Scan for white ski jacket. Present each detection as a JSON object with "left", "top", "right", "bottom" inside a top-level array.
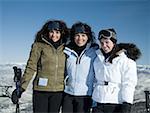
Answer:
[
  {"left": 92, "top": 49, "right": 137, "bottom": 104},
  {"left": 64, "top": 44, "right": 97, "bottom": 96}
]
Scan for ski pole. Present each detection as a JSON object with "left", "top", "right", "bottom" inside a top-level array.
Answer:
[
  {"left": 16, "top": 103, "right": 20, "bottom": 113},
  {"left": 144, "top": 90, "right": 150, "bottom": 113},
  {"left": 13, "top": 66, "right": 22, "bottom": 113}
]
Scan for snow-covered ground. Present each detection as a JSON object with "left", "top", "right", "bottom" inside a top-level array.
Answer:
[
  {"left": 0, "top": 63, "right": 150, "bottom": 113},
  {"left": 134, "top": 65, "right": 150, "bottom": 103}
]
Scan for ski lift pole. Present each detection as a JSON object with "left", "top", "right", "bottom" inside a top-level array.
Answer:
[
  {"left": 13, "top": 66, "right": 22, "bottom": 113},
  {"left": 144, "top": 90, "right": 150, "bottom": 113}
]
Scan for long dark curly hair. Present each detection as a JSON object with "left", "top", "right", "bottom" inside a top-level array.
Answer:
[{"left": 34, "top": 19, "right": 69, "bottom": 43}]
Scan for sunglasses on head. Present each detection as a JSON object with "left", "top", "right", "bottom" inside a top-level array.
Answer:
[
  {"left": 74, "top": 25, "right": 87, "bottom": 34},
  {"left": 48, "top": 22, "right": 61, "bottom": 31},
  {"left": 99, "top": 30, "right": 116, "bottom": 39}
]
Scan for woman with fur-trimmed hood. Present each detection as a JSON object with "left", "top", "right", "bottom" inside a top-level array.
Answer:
[{"left": 92, "top": 28, "right": 141, "bottom": 113}]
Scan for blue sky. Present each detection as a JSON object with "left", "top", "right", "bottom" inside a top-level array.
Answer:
[{"left": 0, "top": 0, "right": 150, "bottom": 65}]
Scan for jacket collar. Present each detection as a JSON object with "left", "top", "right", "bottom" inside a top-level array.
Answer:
[
  {"left": 96, "top": 48, "right": 126, "bottom": 63},
  {"left": 42, "top": 37, "right": 64, "bottom": 50},
  {"left": 64, "top": 42, "right": 92, "bottom": 57}
]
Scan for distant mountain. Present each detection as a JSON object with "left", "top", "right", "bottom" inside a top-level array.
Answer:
[{"left": 137, "top": 65, "right": 150, "bottom": 75}]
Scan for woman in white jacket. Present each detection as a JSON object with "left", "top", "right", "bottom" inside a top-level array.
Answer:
[
  {"left": 92, "top": 28, "right": 141, "bottom": 113},
  {"left": 62, "top": 22, "right": 98, "bottom": 113}
]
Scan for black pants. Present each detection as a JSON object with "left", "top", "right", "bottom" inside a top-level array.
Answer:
[
  {"left": 62, "top": 93, "right": 92, "bottom": 113},
  {"left": 92, "top": 103, "right": 122, "bottom": 113},
  {"left": 33, "top": 90, "right": 63, "bottom": 113}
]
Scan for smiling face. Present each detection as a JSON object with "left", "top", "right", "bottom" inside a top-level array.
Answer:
[
  {"left": 100, "top": 38, "right": 115, "bottom": 53},
  {"left": 49, "top": 30, "right": 61, "bottom": 42},
  {"left": 74, "top": 33, "right": 88, "bottom": 47}
]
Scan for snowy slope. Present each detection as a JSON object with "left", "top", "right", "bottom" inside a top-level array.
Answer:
[
  {"left": 0, "top": 63, "right": 32, "bottom": 113},
  {"left": 134, "top": 65, "right": 150, "bottom": 102},
  {"left": 0, "top": 63, "right": 150, "bottom": 113}
]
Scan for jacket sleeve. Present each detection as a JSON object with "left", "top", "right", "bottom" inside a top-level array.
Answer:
[
  {"left": 21, "top": 42, "right": 42, "bottom": 90},
  {"left": 121, "top": 58, "right": 137, "bottom": 104}
]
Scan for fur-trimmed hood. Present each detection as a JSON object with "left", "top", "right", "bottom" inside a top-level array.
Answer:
[
  {"left": 106, "top": 43, "right": 141, "bottom": 63},
  {"left": 117, "top": 43, "right": 141, "bottom": 61}
]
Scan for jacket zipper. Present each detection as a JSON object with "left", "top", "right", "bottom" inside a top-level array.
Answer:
[
  {"left": 55, "top": 50, "right": 59, "bottom": 90},
  {"left": 74, "top": 50, "right": 86, "bottom": 94},
  {"left": 42, "top": 37, "right": 64, "bottom": 90}
]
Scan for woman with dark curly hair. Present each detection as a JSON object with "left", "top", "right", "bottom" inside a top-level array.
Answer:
[
  {"left": 11, "top": 19, "right": 69, "bottom": 113},
  {"left": 62, "top": 22, "right": 98, "bottom": 113}
]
